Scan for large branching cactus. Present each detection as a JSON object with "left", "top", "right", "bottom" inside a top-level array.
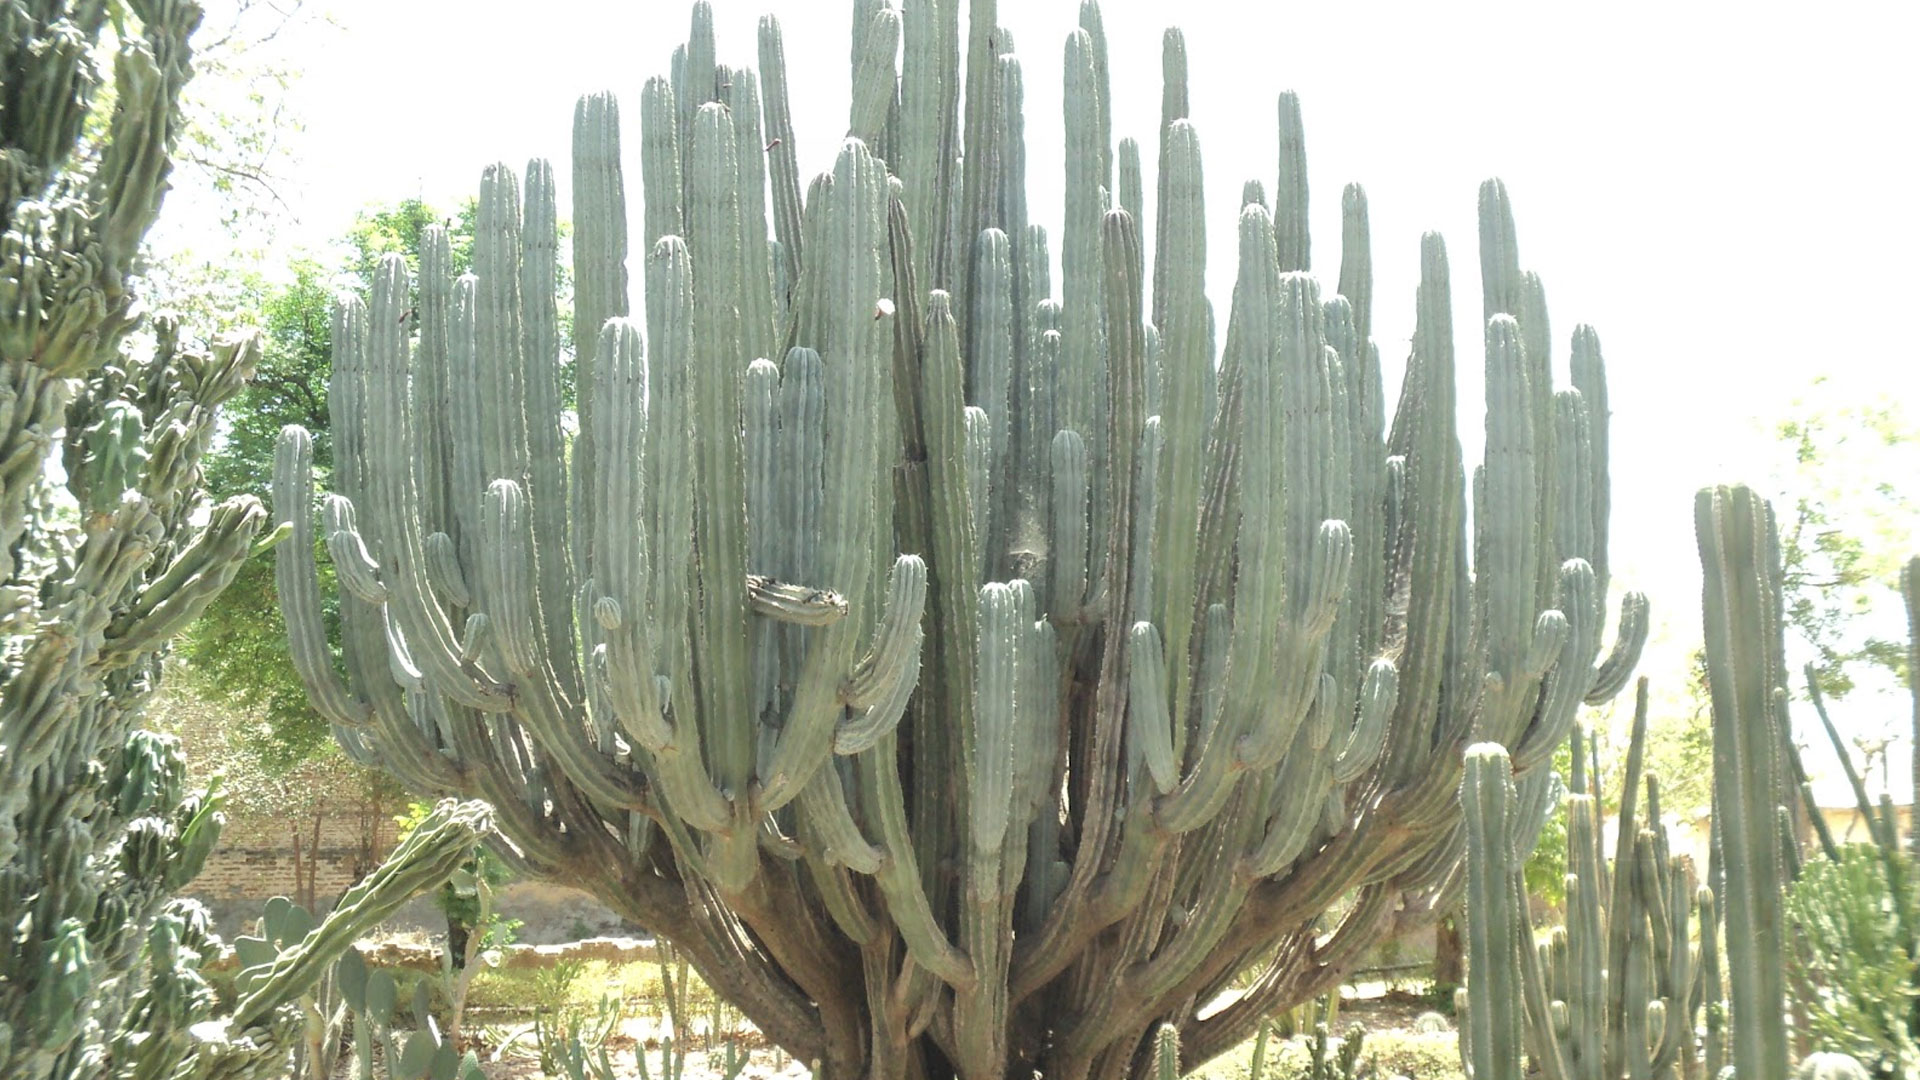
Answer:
[
  {"left": 275, "top": 3, "right": 1647, "bottom": 1078},
  {"left": 0, "top": 2, "right": 268, "bottom": 1076}
]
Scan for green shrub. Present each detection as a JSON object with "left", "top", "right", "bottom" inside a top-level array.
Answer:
[{"left": 1785, "top": 844, "right": 1919, "bottom": 1077}]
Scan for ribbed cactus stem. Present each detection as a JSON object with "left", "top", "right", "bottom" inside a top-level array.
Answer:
[
  {"left": 1462, "top": 744, "right": 1526, "bottom": 1080},
  {"left": 1907, "top": 557, "right": 1920, "bottom": 856},
  {"left": 1696, "top": 484, "right": 1791, "bottom": 1080}
]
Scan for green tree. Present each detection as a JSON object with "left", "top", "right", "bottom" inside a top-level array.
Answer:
[{"left": 1772, "top": 384, "right": 1919, "bottom": 701}]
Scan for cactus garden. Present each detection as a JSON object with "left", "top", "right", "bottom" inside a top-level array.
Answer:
[{"left": 2, "top": 1, "right": 1914, "bottom": 1080}]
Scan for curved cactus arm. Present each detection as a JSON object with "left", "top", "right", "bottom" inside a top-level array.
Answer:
[
  {"left": 1128, "top": 622, "right": 1178, "bottom": 795},
  {"left": 323, "top": 497, "right": 387, "bottom": 604},
  {"left": 1331, "top": 659, "right": 1398, "bottom": 784},
  {"left": 845, "top": 554, "right": 929, "bottom": 708},
  {"left": 834, "top": 635, "right": 921, "bottom": 756},
  {"left": 1587, "top": 589, "right": 1650, "bottom": 705},
  {"left": 423, "top": 532, "right": 472, "bottom": 608},
  {"left": 1514, "top": 561, "right": 1598, "bottom": 770},
  {"left": 794, "top": 763, "right": 883, "bottom": 874},
  {"left": 1243, "top": 730, "right": 1326, "bottom": 877},
  {"left": 850, "top": 731, "right": 975, "bottom": 987},
  {"left": 230, "top": 801, "right": 493, "bottom": 1032},
  {"left": 272, "top": 428, "right": 372, "bottom": 727}
]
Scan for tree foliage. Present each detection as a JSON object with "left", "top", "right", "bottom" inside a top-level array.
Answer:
[{"left": 1772, "top": 384, "right": 1919, "bottom": 701}]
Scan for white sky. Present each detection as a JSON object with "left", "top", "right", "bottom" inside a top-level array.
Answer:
[{"left": 157, "top": 0, "right": 1920, "bottom": 803}]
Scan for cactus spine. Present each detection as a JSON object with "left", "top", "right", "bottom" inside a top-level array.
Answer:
[{"left": 276, "top": 4, "right": 1646, "bottom": 1077}]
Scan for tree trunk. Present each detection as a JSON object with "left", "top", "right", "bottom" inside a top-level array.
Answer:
[{"left": 1433, "top": 910, "right": 1464, "bottom": 994}]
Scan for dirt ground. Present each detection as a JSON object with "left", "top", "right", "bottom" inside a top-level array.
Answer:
[{"left": 339, "top": 984, "right": 1458, "bottom": 1079}]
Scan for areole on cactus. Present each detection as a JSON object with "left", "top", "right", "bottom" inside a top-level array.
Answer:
[{"left": 274, "top": 2, "right": 1647, "bottom": 1077}]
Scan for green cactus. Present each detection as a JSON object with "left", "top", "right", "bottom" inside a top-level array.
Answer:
[
  {"left": 0, "top": 3, "right": 278, "bottom": 1077},
  {"left": 1459, "top": 681, "right": 1712, "bottom": 1080},
  {"left": 275, "top": 3, "right": 1646, "bottom": 1077},
  {"left": 1696, "top": 484, "right": 1797, "bottom": 1080}
]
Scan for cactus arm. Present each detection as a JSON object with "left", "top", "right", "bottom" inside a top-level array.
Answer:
[
  {"left": 757, "top": 17, "right": 805, "bottom": 291},
  {"left": 844, "top": 555, "right": 930, "bottom": 710},
  {"left": 1274, "top": 91, "right": 1309, "bottom": 272},
  {"left": 272, "top": 429, "right": 373, "bottom": 727},
  {"left": 1049, "top": 430, "right": 1089, "bottom": 617},
  {"left": 1128, "top": 622, "right": 1178, "bottom": 794},
  {"left": 570, "top": 93, "right": 629, "bottom": 576},
  {"left": 683, "top": 101, "right": 759, "bottom": 889},
  {"left": 1475, "top": 313, "right": 1553, "bottom": 747},
  {"left": 1331, "top": 660, "right": 1399, "bottom": 784},
  {"left": 102, "top": 496, "right": 265, "bottom": 661},
  {"left": 794, "top": 765, "right": 883, "bottom": 874},
  {"left": 230, "top": 802, "right": 493, "bottom": 1033},
  {"left": 1588, "top": 589, "right": 1651, "bottom": 705},
  {"left": 1149, "top": 113, "right": 1208, "bottom": 742},
  {"left": 954, "top": 580, "right": 1034, "bottom": 1080},
  {"left": 1696, "top": 484, "right": 1791, "bottom": 1080},
  {"left": 1513, "top": 562, "right": 1594, "bottom": 771},
  {"left": 896, "top": 0, "right": 945, "bottom": 290},
  {"left": 851, "top": 730, "right": 975, "bottom": 986},
  {"left": 519, "top": 160, "right": 582, "bottom": 700},
  {"left": 849, "top": 3, "right": 900, "bottom": 151},
  {"left": 1378, "top": 234, "right": 1463, "bottom": 787},
  {"left": 1058, "top": 31, "right": 1109, "bottom": 592},
  {"left": 1462, "top": 744, "right": 1526, "bottom": 1080},
  {"left": 589, "top": 318, "right": 666, "bottom": 751}
]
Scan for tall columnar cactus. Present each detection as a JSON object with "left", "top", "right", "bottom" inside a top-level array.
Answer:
[
  {"left": 1460, "top": 682, "right": 1711, "bottom": 1080},
  {"left": 0, "top": 2, "right": 286, "bottom": 1077},
  {"left": 1696, "top": 484, "right": 1793, "bottom": 1080},
  {"left": 276, "top": 4, "right": 1647, "bottom": 1077},
  {"left": 1906, "top": 557, "right": 1919, "bottom": 858}
]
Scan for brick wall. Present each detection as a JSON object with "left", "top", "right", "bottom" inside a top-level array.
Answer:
[{"left": 187, "top": 804, "right": 396, "bottom": 909}]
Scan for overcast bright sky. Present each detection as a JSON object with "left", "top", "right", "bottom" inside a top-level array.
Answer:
[{"left": 156, "top": 0, "right": 1920, "bottom": 802}]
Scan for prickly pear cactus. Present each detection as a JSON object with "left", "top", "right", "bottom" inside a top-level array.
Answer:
[
  {"left": 277, "top": 3, "right": 1647, "bottom": 1078},
  {"left": 0, "top": 3, "right": 266, "bottom": 1076}
]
